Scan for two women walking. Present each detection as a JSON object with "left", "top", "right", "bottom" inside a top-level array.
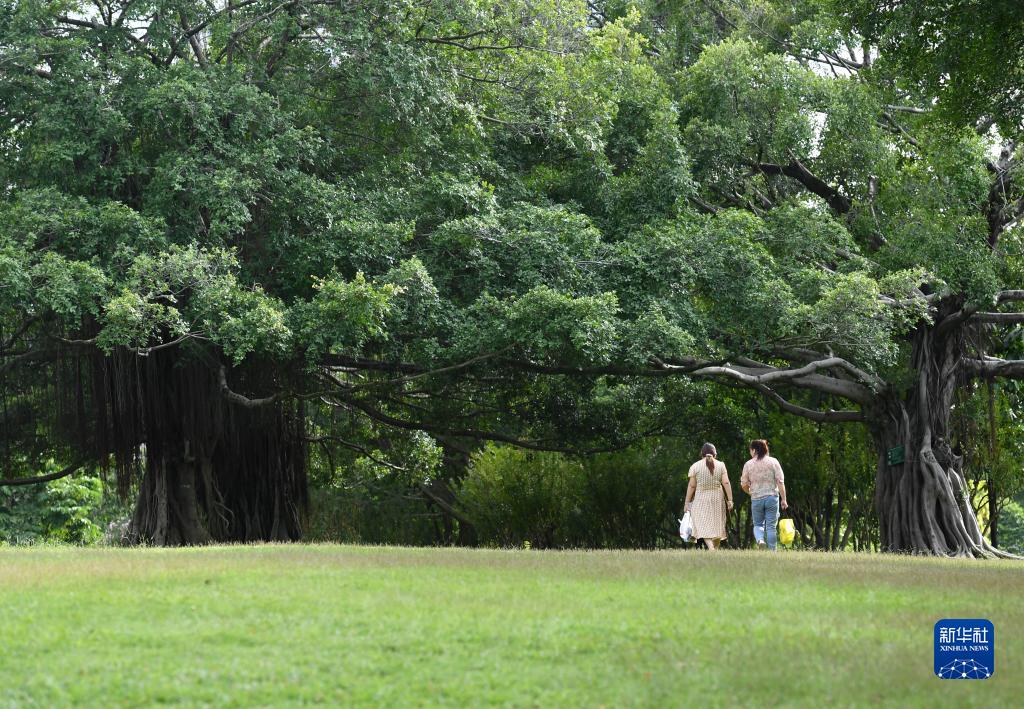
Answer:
[{"left": 684, "top": 440, "right": 788, "bottom": 550}]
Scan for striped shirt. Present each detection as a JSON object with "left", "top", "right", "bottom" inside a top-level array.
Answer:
[{"left": 740, "top": 456, "right": 784, "bottom": 500}]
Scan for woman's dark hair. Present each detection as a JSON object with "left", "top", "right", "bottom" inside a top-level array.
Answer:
[
  {"left": 750, "top": 439, "right": 769, "bottom": 459},
  {"left": 701, "top": 442, "right": 717, "bottom": 472}
]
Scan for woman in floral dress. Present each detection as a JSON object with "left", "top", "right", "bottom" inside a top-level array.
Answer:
[{"left": 684, "top": 442, "right": 734, "bottom": 549}]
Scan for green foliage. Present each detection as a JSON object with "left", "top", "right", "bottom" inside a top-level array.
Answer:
[
  {"left": 677, "top": 39, "right": 819, "bottom": 193},
  {"left": 1000, "top": 500, "right": 1024, "bottom": 555},
  {"left": 456, "top": 287, "right": 620, "bottom": 367},
  {"left": 2, "top": 0, "right": 1014, "bottom": 376},
  {"left": 2, "top": 0, "right": 1023, "bottom": 551},
  {"left": 0, "top": 468, "right": 129, "bottom": 545},
  {"left": 424, "top": 204, "right": 604, "bottom": 302},
  {"left": 956, "top": 380, "right": 1024, "bottom": 542},
  {"left": 573, "top": 445, "right": 686, "bottom": 548},
  {"left": 456, "top": 442, "right": 685, "bottom": 550},
  {"left": 765, "top": 414, "right": 877, "bottom": 550},
  {"left": 458, "top": 445, "right": 584, "bottom": 548},
  {"left": 292, "top": 273, "right": 397, "bottom": 362},
  {"left": 835, "top": 0, "right": 1024, "bottom": 133}
]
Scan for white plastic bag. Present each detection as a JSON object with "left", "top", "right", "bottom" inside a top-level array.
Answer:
[{"left": 679, "top": 511, "right": 694, "bottom": 542}]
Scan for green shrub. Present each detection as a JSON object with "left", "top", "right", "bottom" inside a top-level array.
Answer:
[
  {"left": 999, "top": 500, "right": 1024, "bottom": 554},
  {"left": 573, "top": 446, "right": 684, "bottom": 548},
  {"left": 305, "top": 485, "right": 439, "bottom": 546},
  {"left": 458, "top": 443, "right": 687, "bottom": 549},
  {"left": 0, "top": 465, "right": 129, "bottom": 545},
  {"left": 458, "top": 446, "right": 584, "bottom": 548}
]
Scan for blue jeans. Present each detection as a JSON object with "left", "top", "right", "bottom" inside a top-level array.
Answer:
[{"left": 752, "top": 495, "right": 780, "bottom": 550}]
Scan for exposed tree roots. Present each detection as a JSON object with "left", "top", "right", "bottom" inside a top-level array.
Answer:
[
  {"left": 64, "top": 346, "right": 307, "bottom": 545},
  {"left": 871, "top": 325, "right": 1020, "bottom": 559}
]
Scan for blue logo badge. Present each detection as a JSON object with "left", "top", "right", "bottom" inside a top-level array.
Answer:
[{"left": 934, "top": 619, "right": 994, "bottom": 679}]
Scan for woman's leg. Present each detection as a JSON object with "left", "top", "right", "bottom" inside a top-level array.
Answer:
[
  {"left": 765, "top": 496, "right": 780, "bottom": 550},
  {"left": 751, "top": 497, "right": 766, "bottom": 545},
  {"left": 704, "top": 538, "right": 717, "bottom": 550}
]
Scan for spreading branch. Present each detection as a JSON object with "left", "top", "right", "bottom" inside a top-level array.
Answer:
[
  {"left": 339, "top": 396, "right": 658, "bottom": 455},
  {"left": 304, "top": 434, "right": 406, "bottom": 471},
  {"left": 756, "top": 158, "right": 851, "bottom": 214},
  {"left": 747, "top": 382, "right": 864, "bottom": 423},
  {"left": 688, "top": 361, "right": 874, "bottom": 404},
  {"left": 219, "top": 365, "right": 280, "bottom": 407},
  {"left": 971, "top": 313, "right": 1024, "bottom": 325},
  {"left": 964, "top": 357, "right": 1024, "bottom": 379},
  {"left": 0, "top": 459, "right": 88, "bottom": 487}
]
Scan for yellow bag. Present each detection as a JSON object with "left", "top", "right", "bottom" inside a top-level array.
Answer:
[{"left": 778, "top": 517, "right": 796, "bottom": 547}]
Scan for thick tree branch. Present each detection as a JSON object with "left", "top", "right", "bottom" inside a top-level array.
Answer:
[
  {"left": 687, "top": 360, "right": 874, "bottom": 404},
  {"left": 213, "top": 0, "right": 296, "bottom": 63},
  {"left": 304, "top": 434, "right": 406, "bottom": 471},
  {"left": 1, "top": 317, "right": 41, "bottom": 353},
  {"left": 0, "top": 347, "right": 62, "bottom": 375},
  {"left": 747, "top": 382, "right": 864, "bottom": 423},
  {"left": 879, "top": 111, "right": 921, "bottom": 148},
  {"left": 325, "top": 348, "right": 513, "bottom": 392},
  {"left": 997, "top": 290, "right": 1024, "bottom": 304},
  {"left": 740, "top": 354, "right": 884, "bottom": 390},
  {"left": 971, "top": 312, "right": 1024, "bottom": 325},
  {"left": 54, "top": 13, "right": 163, "bottom": 65},
  {"left": 950, "top": 291, "right": 1024, "bottom": 331},
  {"left": 963, "top": 357, "right": 1024, "bottom": 379},
  {"left": 885, "top": 104, "right": 929, "bottom": 115},
  {"left": 340, "top": 396, "right": 655, "bottom": 455},
  {"left": 219, "top": 365, "right": 280, "bottom": 407},
  {"left": 324, "top": 353, "right": 710, "bottom": 379},
  {"left": 985, "top": 140, "right": 1018, "bottom": 247},
  {"left": 756, "top": 158, "right": 851, "bottom": 214},
  {"left": 179, "top": 11, "right": 209, "bottom": 67},
  {"left": 501, "top": 357, "right": 709, "bottom": 378},
  {"left": 878, "top": 291, "right": 938, "bottom": 308},
  {"left": 0, "top": 459, "right": 88, "bottom": 487},
  {"left": 417, "top": 482, "right": 474, "bottom": 527},
  {"left": 322, "top": 351, "right": 872, "bottom": 405}
]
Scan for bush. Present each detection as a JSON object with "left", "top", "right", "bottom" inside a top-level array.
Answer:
[
  {"left": 305, "top": 485, "right": 440, "bottom": 546},
  {"left": 458, "top": 446, "right": 584, "bottom": 548},
  {"left": 999, "top": 500, "right": 1024, "bottom": 554},
  {"left": 458, "top": 443, "right": 687, "bottom": 549},
  {"left": 572, "top": 446, "right": 685, "bottom": 548},
  {"left": 0, "top": 466, "right": 130, "bottom": 545}
]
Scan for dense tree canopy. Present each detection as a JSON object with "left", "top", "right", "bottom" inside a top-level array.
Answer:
[{"left": 1, "top": 0, "right": 1022, "bottom": 554}]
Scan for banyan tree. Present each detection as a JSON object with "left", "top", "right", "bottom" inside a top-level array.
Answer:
[{"left": 2, "top": 0, "right": 1023, "bottom": 555}]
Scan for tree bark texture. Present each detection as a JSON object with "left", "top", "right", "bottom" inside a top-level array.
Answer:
[
  {"left": 869, "top": 324, "right": 1010, "bottom": 557},
  {"left": 81, "top": 348, "right": 307, "bottom": 545}
]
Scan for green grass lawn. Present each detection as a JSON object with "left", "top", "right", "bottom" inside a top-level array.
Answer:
[{"left": 1, "top": 546, "right": 1021, "bottom": 707}]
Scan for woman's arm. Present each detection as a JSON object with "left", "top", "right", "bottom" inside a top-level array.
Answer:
[
  {"left": 685, "top": 476, "right": 697, "bottom": 511},
  {"left": 739, "top": 464, "right": 751, "bottom": 494},
  {"left": 774, "top": 458, "right": 787, "bottom": 509},
  {"left": 721, "top": 470, "right": 734, "bottom": 510}
]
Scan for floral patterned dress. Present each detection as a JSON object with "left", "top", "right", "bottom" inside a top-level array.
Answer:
[{"left": 688, "top": 459, "right": 727, "bottom": 541}]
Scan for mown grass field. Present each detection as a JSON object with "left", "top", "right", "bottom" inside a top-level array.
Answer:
[{"left": 1, "top": 545, "right": 1021, "bottom": 707}]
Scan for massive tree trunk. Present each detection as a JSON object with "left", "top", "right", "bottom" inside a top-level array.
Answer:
[
  {"left": 127, "top": 451, "right": 212, "bottom": 546},
  {"left": 867, "top": 322, "right": 1006, "bottom": 557},
  {"left": 91, "top": 348, "right": 307, "bottom": 546}
]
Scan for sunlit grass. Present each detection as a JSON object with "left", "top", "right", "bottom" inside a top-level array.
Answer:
[{"left": 1, "top": 545, "right": 1021, "bottom": 706}]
